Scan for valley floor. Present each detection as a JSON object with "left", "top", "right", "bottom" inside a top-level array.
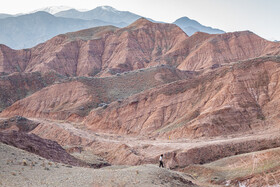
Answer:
[{"left": 1, "top": 117, "right": 280, "bottom": 186}]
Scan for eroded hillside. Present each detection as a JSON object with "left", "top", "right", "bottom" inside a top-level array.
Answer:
[{"left": 1, "top": 18, "right": 280, "bottom": 186}]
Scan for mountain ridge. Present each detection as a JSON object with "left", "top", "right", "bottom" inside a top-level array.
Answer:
[
  {"left": 0, "top": 18, "right": 279, "bottom": 78},
  {"left": 173, "top": 16, "right": 225, "bottom": 36},
  {"left": 0, "top": 6, "right": 225, "bottom": 49}
]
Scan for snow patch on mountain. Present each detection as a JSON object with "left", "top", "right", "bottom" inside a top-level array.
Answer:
[{"left": 30, "top": 6, "right": 77, "bottom": 14}]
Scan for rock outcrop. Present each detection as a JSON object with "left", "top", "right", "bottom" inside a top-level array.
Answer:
[
  {"left": 0, "top": 131, "right": 88, "bottom": 167},
  {"left": 0, "top": 116, "right": 39, "bottom": 132},
  {"left": 1, "top": 15, "right": 280, "bottom": 187}
]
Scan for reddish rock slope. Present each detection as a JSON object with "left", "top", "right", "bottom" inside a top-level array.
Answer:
[
  {"left": 0, "top": 19, "right": 188, "bottom": 77},
  {"left": 82, "top": 56, "right": 280, "bottom": 138},
  {"left": 0, "top": 66, "right": 193, "bottom": 121},
  {"left": 2, "top": 55, "right": 280, "bottom": 141},
  {"left": 177, "top": 31, "right": 280, "bottom": 71},
  {"left": 1, "top": 18, "right": 279, "bottom": 77}
]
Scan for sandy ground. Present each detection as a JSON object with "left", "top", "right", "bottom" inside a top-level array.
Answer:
[{"left": 0, "top": 143, "right": 196, "bottom": 187}]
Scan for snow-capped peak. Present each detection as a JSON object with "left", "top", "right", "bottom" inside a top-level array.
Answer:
[
  {"left": 99, "top": 6, "right": 118, "bottom": 13},
  {"left": 29, "top": 6, "right": 73, "bottom": 14}
]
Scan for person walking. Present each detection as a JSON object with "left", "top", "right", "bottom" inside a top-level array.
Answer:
[{"left": 159, "top": 154, "right": 164, "bottom": 168}]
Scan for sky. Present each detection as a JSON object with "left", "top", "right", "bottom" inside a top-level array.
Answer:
[{"left": 0, "top": 0, "right": 279, "bottom": 41}]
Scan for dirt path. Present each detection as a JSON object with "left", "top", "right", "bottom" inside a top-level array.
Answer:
[{"left": 29, "top": 118, "right": 280, "bottom": 159}]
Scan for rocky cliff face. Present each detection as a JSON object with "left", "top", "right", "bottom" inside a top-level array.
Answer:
[{"left": 177, "top": 31, "right": 280, "bottom": 71}]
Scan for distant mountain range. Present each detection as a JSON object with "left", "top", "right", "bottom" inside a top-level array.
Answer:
[
  {"left": 29, "top": 6, "right": 74, "bottom": 14},
  {"left": 173, "top": 17, "right": 224, "bottom": 36},
  {"left": 0, "top": 6, "right": 225, "bottom": 49},
  {"left": 0, "top": 13, "right": 12, "bottom": 19},
  {"left": 55, "top": 6, "right": 141, "bottom": 24},
  {"left": 0, "top": 12, "right": 117, "bottom": 49}
]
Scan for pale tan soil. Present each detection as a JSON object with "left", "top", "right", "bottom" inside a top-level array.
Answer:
[{"left": 0, "top": 143, "right": 196, "bottom": 187}]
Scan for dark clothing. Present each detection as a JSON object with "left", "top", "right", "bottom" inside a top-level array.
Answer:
[{"left": 159, "top": 160, "right": 164, "bottom": 168}]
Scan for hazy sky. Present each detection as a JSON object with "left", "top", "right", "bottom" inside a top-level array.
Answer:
[{"left": 1, "top": 0, "right": 279, "bottom": 41}]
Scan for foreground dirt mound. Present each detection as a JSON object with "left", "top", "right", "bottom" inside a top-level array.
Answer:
[
  {"left": 0, "top": 131, "right": 87, "bottom": 167},
  {"left": 182, "top": 147, "right": 280, "bottom": 186},
  {"left": 92, "top": 165, "right": 197, "bottom": 187},
  {"left": 0, "top": 143, "right": 198, "bottom": 187}
]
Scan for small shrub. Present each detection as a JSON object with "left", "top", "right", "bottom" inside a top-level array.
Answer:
[{"left": 22, "top": 159, "right": 27, "bottom": 166}]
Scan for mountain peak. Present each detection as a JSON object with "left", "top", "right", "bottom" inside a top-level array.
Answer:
[
  {"left": 175, "top": 16, "right": 191, "bottom": 22},
  {"left": 174, "top": 16, "right": 199, "bottom": 26},
  {"left": 29, "top": 6, "right": 73, "bottom": 14},
  {"left": 128, "top": 17, "right": 153, "bottom": 28},
  {"left": 173, "top": 16, "right": 224, "bottom": 36},
  {"left": 97, "top": 6, "right": 118, "bottom": 12}
]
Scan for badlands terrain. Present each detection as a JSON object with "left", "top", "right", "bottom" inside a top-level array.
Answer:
[{"left": 1, "top": 18, "right": 280, "bottom": 186}]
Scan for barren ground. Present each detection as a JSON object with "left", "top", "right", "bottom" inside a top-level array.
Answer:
[{"left": 0, "top": 143, "right": 196, "bottom": 187}]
